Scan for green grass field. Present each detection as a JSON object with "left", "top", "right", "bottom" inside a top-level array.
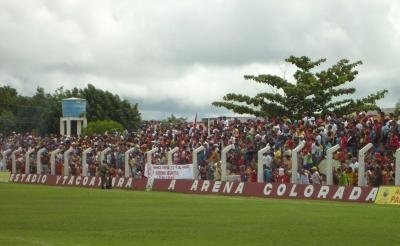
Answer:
[{"left": 0, "top": 183, "right": 399, "bottom": 246}]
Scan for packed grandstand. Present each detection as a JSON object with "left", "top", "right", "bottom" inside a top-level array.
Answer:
[{"left": 1, "top": 111, "right": 399, "bottom": 187}]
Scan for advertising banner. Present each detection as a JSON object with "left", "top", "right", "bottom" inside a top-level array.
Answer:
[
  {"left": 144, "top": 164, "right": 193, "bottom": 179},
  {"left": 375, "top": 186, "right": 400, "bottom": 205},
  {"left": 8, "top": 173, "right": 147, "bottom": 190}
]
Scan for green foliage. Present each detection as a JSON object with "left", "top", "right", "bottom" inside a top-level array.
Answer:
[
  {"left": 0, "top": 84, "right": 141, "bottom": 135},
  {"left": 83, "top": 120, "right": 124, "bottom": 136},
  {"left": 1, "top": 184, "right": 400, "bottom": 246},
  {"left": 395, "top": 100, "right": 400, "bottom": 118},
  {"left": 213, "top": 56, "right": 388, "bottom": 118}
]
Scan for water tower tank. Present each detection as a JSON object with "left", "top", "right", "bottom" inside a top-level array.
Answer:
[{"left": 62, "top": 98, "right": 87, "bottom": 117}]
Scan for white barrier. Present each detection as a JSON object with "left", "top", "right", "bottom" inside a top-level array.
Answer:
[
  {"left": 221, "top": 144, "right": 235, "bottom": 181},
  {"left": 63, "top": 147, "right": 74, "bottom": 176},
  {"left": 1, "top": 149, "right": 11, "bottom": 171},
  {"left": 167, "top": 147, "right": 179, "bottom": 165},
  {"left": 395, "top": 148, "right": 400, "bottom": 186},
  {"left": 326, "top": 144, "right": 340, "bottom": 185},
  {"left": 146, "top": 148, "right": 159, "bottom": 165},
  {"left": 358, "top": 143, "right": 373, "bottom": 187},
  {"left": 100, "top": 147, "right": 111, "bottom": 165},
  {"left": 82, "top": 147, "right": 93, "bottom": 176},
  {"left": 11, "top": 147, "right": 22, "bottom": 174},
  {"left": 50, "top": 149, "right": 61, "bottom": 175},
  {"left": 257, "top": 145, "right": 270, "bottom": 183},
  {"left": 36, "top": 147, "right": 47, "bottom": 174},
  {"left": 291, "top": 141, "right": 305, "bottom": 184},
  {"left": 124, "top": 147, "right": 136, "bottom": 177},
  {"left": 25, "top": 148, "right": 35, "bottom": 174},
  {"left": 192, "top": 146, "right": 205, "bottom": 180}
]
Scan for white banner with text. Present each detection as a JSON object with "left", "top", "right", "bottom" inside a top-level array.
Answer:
[{"left": 144, "top": 164, "right": 193, "bottom": 179}]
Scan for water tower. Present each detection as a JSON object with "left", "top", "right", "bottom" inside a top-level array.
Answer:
[{"left": 60, "top": 98, "right": 87, "bottom": 136}]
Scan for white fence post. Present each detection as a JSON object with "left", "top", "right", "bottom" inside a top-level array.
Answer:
[
  {"left": 100, "top": 147, "right": 111, "bottom": 165},
  {"left": 291, "top": 141, "right": 305, "bottom": 184},
  {"left": 50, "top": 149, "right": 61, "bottom": 175},
  {"left": 221, "top": 144, "right": 235, "bottom": 182},
  {"left": 192, "top": 146, "right": 205, "bottom": 180},
  {"left": 25, "top": 148, "right": 35, "bottom": 174},
  {"left": 124, "top": 147, "right": 136, "bottom": 177},
  {"left": 167, "top": 147, "right": 179, "bottom": 165},
  {"left": 11, "top": 148, "right": 22, "bottom": 174},
  {"left": 1, "top": 149, "right": 11, "bottom": 171},
  {"left": 36, "top": 147, "right": 47, "bottom": 174},
  {"left": 82, "top": 147, "right": 93, "bottom": 176},
  {"left": 146, "top": 148, "right": 159, "bottom": 165},
  {"left": 64, "top": 147, "right": 74, "bottom": 176},
  {"left": 257, "top": 145, "right": 271, "bottom": 183},
  {"left": 326, "top": 144, "right": 340, "bottom": 185},
  {"left": 358, "top": 143, "right": 373, "bottom": 187},
  {"left": 395, "top": 148, "right": 400, "bottom": 186}
]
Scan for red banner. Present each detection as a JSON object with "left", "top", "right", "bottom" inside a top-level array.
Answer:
[
  {"left": 152, "top": 179, "right": 378, "bottom": 203},
  {"left": 8, "top": 173, "right": 147, "bottom": 190},
  {"left": 9, "top": 174, "right": 378, "bottom": 203}
]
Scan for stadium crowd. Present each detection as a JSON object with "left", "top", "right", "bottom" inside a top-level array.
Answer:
[{"left": 0, "top": 111, "right": 399, "bottom": 187}]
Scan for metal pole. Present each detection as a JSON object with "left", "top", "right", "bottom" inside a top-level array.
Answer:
[
  {"left": 124, "top": 147, "right": 136, "bottom": 177},
  {"left": 257, "top": 145, "right": 270, "bottom": 183},
  {"left": 25, "top": 148, "right": 35, "bottom": 175},
  {"left": 395, "top": 148, "right": 400, "bottom": 186},
  {"left": 221, "top": 144, "right": 235, "bottom": 181},
  {"left": 192, "top": 146, "right": 205, "bottom": 180},
  {"left": 291, "top": 141, "right": 305, "bottom": 184},
  {"left": 325, "top": 144, "right": 340, "bottom": 185},
  {"left": 358, "top": 143, "right": 373, "bottom": 186},
  {"left": 167, "top": 147, "right": 179, "bottom": 165},
  {"left": 82, "top": 147, "right": 93, "bottom": 176},
  {"left": 64, "top": 147, "right": 74, "bottom": 176},
  {"left": 36, "top": 147, "right": 47, "bottom": 175}
]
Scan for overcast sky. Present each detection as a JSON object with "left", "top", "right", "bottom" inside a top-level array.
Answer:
[{"left": 0, "top": 0, "right": 399, "bottom": 120}]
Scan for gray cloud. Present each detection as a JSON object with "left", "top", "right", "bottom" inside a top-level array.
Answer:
[{"left": 0, "top": 0, "right": 399, "bottom": 120}]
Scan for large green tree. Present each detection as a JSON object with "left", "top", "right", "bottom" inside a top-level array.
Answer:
[{"left": 212, "top": 56, "right": 387, "bottom": 118}]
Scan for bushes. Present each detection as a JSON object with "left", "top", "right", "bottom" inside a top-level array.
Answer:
[{"left": 83, "top": 120, "right": 124, "bottom": 136}]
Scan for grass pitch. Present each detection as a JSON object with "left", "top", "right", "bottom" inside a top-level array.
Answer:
[{"left": 0, "top": 183, "right": 399, "bottom": 246}]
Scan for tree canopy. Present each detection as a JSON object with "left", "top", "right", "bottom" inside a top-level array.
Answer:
[
  {"left": 212, "top": 56, "right": 387, "bottom": 118},
  {"left": 0, "top": 84, "right": 141, "bottom": 135}
]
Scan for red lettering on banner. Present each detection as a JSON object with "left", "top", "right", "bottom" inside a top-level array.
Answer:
[
  {"left": 234, "top": 182, "right": 244, "bottom": 194},
  {"left": 168, "top": 180, "right": 176, "bottom": 190},
  {"left": 317, "top": 186, "right": 330, "bottom": 199},
  {"left": 201, "top": 181, "right": 210, "bottom": 192},
  {"left": 277, "top": 184, "right": 286, "bottom": 196},
  {"left": 333, "top": 186, "right": 345, "bottom": 200},
  {"left": 304, "top": 185, "right": 314, "bottom": 198},
  {"left": 212, "top": 181, "right": 221, "bottom": 193},
  {"left": 223, "top": 182, "right": 233, "bottom": 193},
  {"left": 68, "top": 176, "right": 75, "bottom": 185},
  {"left": 349, "top": 187, "right": 361, "bottom": 200},
  {"left": 190, "top": 180, "right": 199, "bottom": 191},
  {"left": 289, "top": 184, "right": 298, "bottom": 197},
  {"left": 263, "top": 183, "right": 273, "bottom": 196},
  {"left": 75, "top": 176, "right": 82, "bottom": 185},
  {"left": 125, "top": 178, "right": 132, "bottom": 189},
  {"left": 365, "top": 188, "right": 378, "bottom": 201}
]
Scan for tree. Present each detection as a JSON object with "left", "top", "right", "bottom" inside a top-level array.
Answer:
[
  {"left": 212, "top": 56, "right": 387, "bottom": 118},
  {"left": 395, "top": 100, "right": 400, "bottom": 118},
  {"left": 83, "top": 120, "right": 124, "bottom": 136}
]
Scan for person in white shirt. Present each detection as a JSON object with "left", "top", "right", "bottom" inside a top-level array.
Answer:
[
  {"left": 349, "top": 157, "right": 359, "bottom": 172},
  {"left": 311, "top": 167, "right": 321, "bottom": 184}
]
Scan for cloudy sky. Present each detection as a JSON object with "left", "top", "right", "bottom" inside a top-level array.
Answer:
[{"left": 0, "top": 0, "right": 399, "bottom": 120}]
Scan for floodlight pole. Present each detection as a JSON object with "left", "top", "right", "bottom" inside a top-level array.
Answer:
[
  {"left": 167, "top": 147, "right": 179, "bottom": 165},
  {"left": 64, "top": 147, "right": 74, "bottom": 176},
  {"left": 358, "top": 143, "right": 373, "bottom": 187},
  {"left": 50, "top": 149, "right": 61, "bottom": 175},
  {"left": 82, "top": 147, "right": 93, "bottom": 176},
  {"left": 1, "top": 149, "right": 11, "bottom": 171},
  {"left": 257, "top": 145, "right": 270, "bottom": 183},
  {"left": 11, "top": 147, "right": 22, "bottom": 174},
  {"left": 36, "top": 147, "right": 47, "bottom": 175},
  {"left": 221, "top": 144, "right": 235, "bottom": 181},
  {"left": 25, "top": 148, "right": 35, "bottom": 175},
  {"left": 291, "top": 141, "right": 305, "bottom": 184},
  {"left": 326, "top": 144, "right": 340, "bottom": 185},
  {"left": 192, "top": 146, "right": 205, "bottom": 180},
  {"left": 124, "top": 147, "right": 136, "bottom": 178}
]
